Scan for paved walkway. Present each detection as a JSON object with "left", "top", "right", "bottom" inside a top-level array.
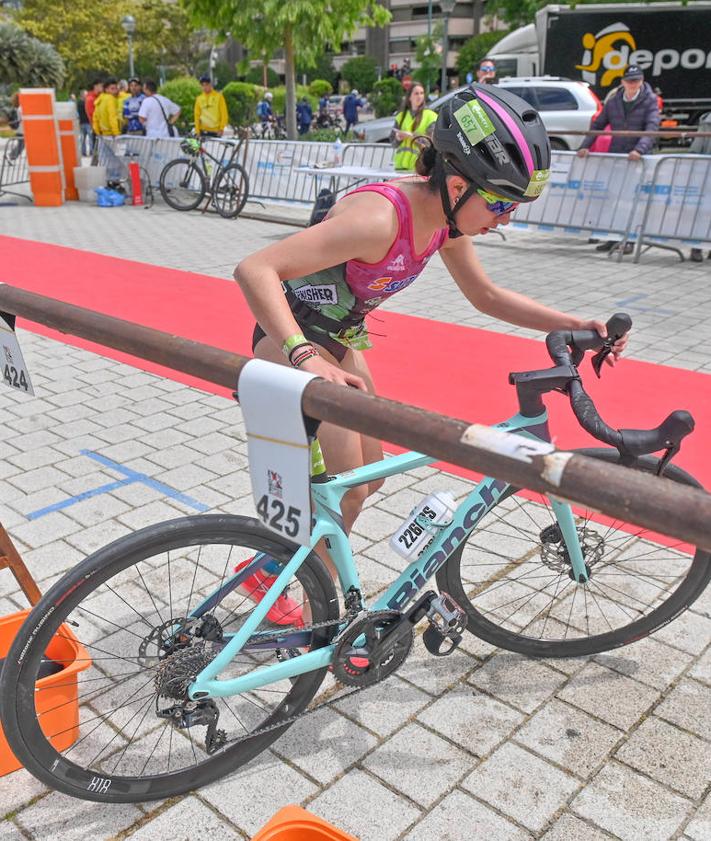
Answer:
[{"left": 0, "top": 199, "right": 709, "bottom": 841}]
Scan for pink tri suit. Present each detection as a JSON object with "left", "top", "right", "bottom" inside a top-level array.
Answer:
[{"left": 254, "top": 181, "right": 449, "bottom": 360}]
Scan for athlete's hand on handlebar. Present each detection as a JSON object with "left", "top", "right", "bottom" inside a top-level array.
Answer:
[
  {"left": 299, "top": 355, "right": 368, "bottom": 391},
  {"left": 577, "top": 318, "right": 630, "bottom": 366}
]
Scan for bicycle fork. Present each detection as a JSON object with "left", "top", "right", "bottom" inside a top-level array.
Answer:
[{"left": 549, "top": 497, "right": 590, "bottom": 583}]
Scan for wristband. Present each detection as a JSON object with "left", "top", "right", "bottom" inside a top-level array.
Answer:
[
  {"left": 287, "top": 342, "right": 311, "bottom": 363},
  {"left": 282, "top": 332, "right": 308, "bottom": 359},
  {"left": 291, "top": 347, "right": 319, "bottom": 368}
]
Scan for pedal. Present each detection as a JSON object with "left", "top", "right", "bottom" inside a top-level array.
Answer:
[{"left": 423, "top": 592, "right": 467, "bottom": 657}]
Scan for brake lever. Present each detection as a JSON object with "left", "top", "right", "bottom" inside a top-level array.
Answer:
[
  {"left": 591, "top": 343, "right": 613, "bottom": 378},
  {"left": 656, "top": 442, "right": 680, "bottom": 476}
]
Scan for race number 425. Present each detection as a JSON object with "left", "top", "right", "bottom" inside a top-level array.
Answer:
[{"left": 256, "top": 495, "right": 302, "bottom": 538}]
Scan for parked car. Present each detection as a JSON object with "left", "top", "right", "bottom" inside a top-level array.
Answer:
[{"left": 358, "top": 77, "right": 601, "bottom": 150}]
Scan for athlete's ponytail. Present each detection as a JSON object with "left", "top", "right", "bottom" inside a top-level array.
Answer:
[{"left": 415, "top": 139, "right": 448, "bottom": 195}]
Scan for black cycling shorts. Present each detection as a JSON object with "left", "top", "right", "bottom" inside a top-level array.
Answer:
[{"left": 251, "top": 322, "right": 348, "bottom": 362}]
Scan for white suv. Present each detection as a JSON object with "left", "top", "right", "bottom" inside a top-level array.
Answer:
[{"left": 359, "top": 76, "right": 601, "bottom": 151}]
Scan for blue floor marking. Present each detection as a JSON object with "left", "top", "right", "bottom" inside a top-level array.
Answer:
[
  {"left": 26, "top": 450, "right": 210, "bottom": 520},
  {"left": 615, "top": 294, "right": 675, "bottom": 317}
]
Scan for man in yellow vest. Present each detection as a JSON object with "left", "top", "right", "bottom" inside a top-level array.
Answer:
[
  {"left": 194, "top": 75, "right": 228, "bottom": 137},
  {"left": 92, "top": 78, "right": 121, "bottom": 136}
]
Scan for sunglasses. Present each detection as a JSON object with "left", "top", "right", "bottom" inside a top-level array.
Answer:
[
  {"left": 480, "top": 65, "right": 495, "bottom": 71},
  {"left": 477, "top": 188, "right": 519, "bottom": 216}
]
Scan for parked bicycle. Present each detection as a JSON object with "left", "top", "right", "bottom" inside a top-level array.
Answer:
[
  {"left": 159, "top": 135, "right": 249, "bottom": 219},
  {"left": 1, "top": 314, "right": 705, "bottom": 802}
]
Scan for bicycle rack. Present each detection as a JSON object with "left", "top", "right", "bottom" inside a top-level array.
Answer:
[{"left": 0, "top": 523, "right": 41, "bottom": 607}]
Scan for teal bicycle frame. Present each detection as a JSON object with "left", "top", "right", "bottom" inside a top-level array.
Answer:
[{"left": 188, "top": 407, "right": 588, "bottom": 701}]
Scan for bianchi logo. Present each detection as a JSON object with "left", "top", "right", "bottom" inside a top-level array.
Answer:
[
  {"left": 293, "top": 284, "right": 337, "bottom": 304},
  {"left": 456, "top": 131, "right": 471, "bottom": 155},
  {"left": 577, "top": 22, "right": 711, "bottom": 88},
  {"left": 386, "top": 254, "right": 406, "bottom": 272}
]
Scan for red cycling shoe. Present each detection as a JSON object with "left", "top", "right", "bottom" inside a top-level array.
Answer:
[{"left": 234, "top": 557, "right": 304, "bottom": 627}]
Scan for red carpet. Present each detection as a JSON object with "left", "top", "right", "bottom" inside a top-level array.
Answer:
[{"left": 2, "top": 235, "right": 709, "bottom": 489}]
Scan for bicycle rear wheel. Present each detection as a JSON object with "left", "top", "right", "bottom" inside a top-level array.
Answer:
[
  {"left": 436, "top": 449, "right": 710, "bottom": 657},
  {"left": 0, "top": 514, "right": 338, "bottom": 802},
  {"left": 159, "top": 159, "right": 206, "bottom": 211},
  {"left": 213, "top": 162, "right": 249, "bottom": 219}
]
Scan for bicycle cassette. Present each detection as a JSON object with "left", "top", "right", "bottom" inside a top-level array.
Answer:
[{"left": 332, "top": 610, "right": 413, "bottom": 688}]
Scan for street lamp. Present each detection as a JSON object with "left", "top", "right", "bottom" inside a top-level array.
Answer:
[
  {"left": 121, "top": 15, "right": 136, "bottom": 79},
  {"left": 440, "top": 0, "right": 456, "bottom": 94}
]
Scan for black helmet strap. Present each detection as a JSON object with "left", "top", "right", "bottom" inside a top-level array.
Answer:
[{"left": 436, "top": 155, "right": 478, "bottom": 239}]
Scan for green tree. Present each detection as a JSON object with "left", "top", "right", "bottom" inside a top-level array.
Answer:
[
  {"left": 15, "top": 0, "right": 203, "bottom": 90},
  {"left": 0, "top": 22, "right": 66, "bottom": 88},
  {"left": 297, "top": 51, "right": 337, "bottom": 87},
  {"left": 308, "top": 79, "right": 332, "bottom": 98},
  {"left": 159, "top": 75, "right": 201, "bottom": 134},
  {"left": 222, "top": 80, "right": 259, "bottom": 128},
  {"left": 244, "top": 65, "right": 280, "bottom": 88},
  {"left": 183, "top": 0, "right": 390, "bottom": 139},
  {"left": 340, "top": 55, "right": 378, "bottom": 94},
  {"left": 414, "top": 23, "right": 442, "bottom": 93},
  {"left": 456, "top": 30, "right": 509, "bottom": 81},
  {"left": 370, "top": 76, "right": 403, "bottom": 118}
]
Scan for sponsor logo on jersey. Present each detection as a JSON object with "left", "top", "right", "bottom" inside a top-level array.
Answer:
[
  {"left": 386, "top": 254, "right": 406, "bottom": 272},
  {"left": 367, "top": 275, "right": 417, "bottom": 294},
  {"left": 293, "top": 284, "right": 337, "bottom": 304}
]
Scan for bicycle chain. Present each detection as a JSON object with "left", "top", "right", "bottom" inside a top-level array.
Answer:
[{"left": 224, "top": 615, "right": 375, "bottom": 746}]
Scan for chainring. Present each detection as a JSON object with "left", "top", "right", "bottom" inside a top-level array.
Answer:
[{"left": 332, "top": 610, "right": 413, "bottom": 688}]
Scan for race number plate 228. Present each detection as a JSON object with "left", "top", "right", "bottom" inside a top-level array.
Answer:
[{"left": 0, "top": 312, "right": 34, "bottom": 396}]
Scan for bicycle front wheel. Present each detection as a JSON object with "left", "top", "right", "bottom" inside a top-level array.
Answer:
[
  {"left": 159, "top": 158, "right": 206, "bottom": 211},
  {"left": 0, "top": 515, "right": 338, "bottom": 802},
  {"left": 213, "top": 162, "right": 249, "bottom": 219},
  {"left": 436, "top": 448, "right": 710, "bottom": 657}
]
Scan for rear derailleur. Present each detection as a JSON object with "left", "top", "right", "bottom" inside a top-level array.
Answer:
[{"left": 156, "top": 697, "right": 227, "bottom": 755}]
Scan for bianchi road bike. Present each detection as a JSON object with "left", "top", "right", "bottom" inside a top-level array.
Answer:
[{"left": 1, "top": 314, "right": 707, "bottom": 802}]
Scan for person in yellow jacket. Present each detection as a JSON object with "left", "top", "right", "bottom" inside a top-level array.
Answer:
[
  {"left": 117, "top": 79, "right": 130, "bottom": 130},
  {"left": 392, "top": 81, "right": 437, "bottom": 171},
  {"left": 194, "top": 74, "right": 228, "bottom": 137},
  {"left": 92, "top": 78, "right": 121, "bottom": 136}
]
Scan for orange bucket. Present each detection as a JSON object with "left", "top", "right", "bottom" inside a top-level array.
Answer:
[
  {"left": 0, "top": 609, "right": 91, "bottom": 776},
  {"left": 251, "top": 805, "right": 358, "bottom": 840}
]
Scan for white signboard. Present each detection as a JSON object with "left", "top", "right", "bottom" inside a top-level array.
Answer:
[
  {"left": 0, "top": 312, "right": 34, "bottom": 396},
  {"left": 237, "top": 359, "right": 317, "bottom": 546}
]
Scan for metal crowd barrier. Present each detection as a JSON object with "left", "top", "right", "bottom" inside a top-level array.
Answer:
[
  {"left": 0, "top": 137, "right": 31, "bottom": 201},
  {"left": 633, "top": 154, "right": 711, "bottom": 262},
  {"left": 512, "top": 151, "right": 710, "bottom": 262},
  {"left": 1, "top": 284, "right": 710, "bottom": 551}
]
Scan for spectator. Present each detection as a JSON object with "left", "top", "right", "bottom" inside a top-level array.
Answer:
[
  {"left": 92, "top": 78, "right": 121, "bottom": 137},
  {"left": 476, "top": 59, "right": 496, "bottom": 84},
  {"left": 7, "top": 92, "right": 24, "bottom": 160},
  {"left": 343, "top": 89, "right": 363, "bottom": 134},
  {"left": 194, "top": 74, "right": 228, "bottom": 137},
  {"left": 77, "top": 90, "right": 93, "bottom": 156},
  {"left": 256, "top": 91, "right": 274, "bottom": 135},
  {"left": 296, "top": 96, "right": 313, "bottom": 135},
  {"left": 689, "top": 110, "right": 711, "bottom": 262},
  {"left": 317, "top": 93, "right": 330, "bottom": 127},
  {"left": 85, "top": 79, "right": 103, "bottom": 126},
  {"left": 123, "top": 78, "right": 145, "bottom": 135},
  {"left": 578, "top": 65, "right": 660, "bottom": 254},
  {"left": 117, "top": 79, "right": 130, "bottom": 129},
  {"left": 391, "top": 81, "right": 437, "bottom": 171},
  {"left": 138, "top": 79, "right": 180, "bottom": 138}
]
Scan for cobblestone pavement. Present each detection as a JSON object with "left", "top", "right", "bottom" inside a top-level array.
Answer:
[{"left": 0, "top": 199, "right": 709, "bottom": 840}]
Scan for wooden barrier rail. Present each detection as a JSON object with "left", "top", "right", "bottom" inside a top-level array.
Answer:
[{"left": 1, "top": 284, "right": 710, "bottom": 551}]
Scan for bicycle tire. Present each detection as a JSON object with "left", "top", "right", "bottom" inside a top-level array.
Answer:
[
  {"left": 159, "top": 158, "right": 206, "bottom": 211},
  {"left": 0, "top": 514, "right": 338, "bottom": 802},
  {"left": 435, "top": 448, "right": 710, "bottom": 658},
  {"left": 213, "top": 162, "right": 249, "bottom": 219}
]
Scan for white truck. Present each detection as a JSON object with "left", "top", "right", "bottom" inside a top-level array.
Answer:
[{"left": 488, "top": 2, "right": 711, "bottom": 125}]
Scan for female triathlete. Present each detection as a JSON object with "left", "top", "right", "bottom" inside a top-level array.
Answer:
[{"left": 234, "top": 84, "right": 628, "bottom": 620}]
